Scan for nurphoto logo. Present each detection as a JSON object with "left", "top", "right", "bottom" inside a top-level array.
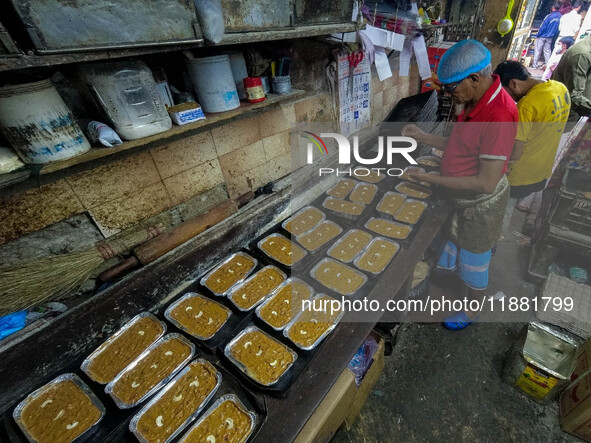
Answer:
[{"left": 301, "top": 132, "right": 419, "bottom": 177}]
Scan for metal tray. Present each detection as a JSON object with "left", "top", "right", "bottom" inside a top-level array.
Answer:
[
  {"left": 255, "top": 278, "right": 315, "bottom": 331},
  {"left": 224, "top": 326, "right": 298, "bottom": 387},
  {"left": 81, "top": 312, "right": 167, "bottom": 385},
  {"left": 130, "top": 359, "right": 222, "bottom": 443},
  {"left": 326, "top": 177, "right": 359, "bottom": 199},
  {"left": 227, "top": 265, "right": 287, "bottom": 312},
  {"left": 364, "top": 217, "right": 413, "bottom": 240},
  {"left": 309, "top": 258, "right": 368, "bottom": 296},
  {"left": 179, "top": 394, "right": 257, "bottom": 443},
  {"left": 376, "top": 191, "right": 407, "bottom": 217},
  {"left": 256, "top": 233, "right": 308, "bottom": 268},
  {"left": 295, "top": 220, "right": 343, "bottom": 252},
  {"left": 281, "top": 205, "right": 326, "bottom": 237},
  {"left": 283, "top": 294, "right": 345, "bottom": 351},
  {"left": 200, "top": 252, "right": 258, "bottom": 297},
  {"left": 349, "top": 182, "right": 379, "bottom": 205},
  {"left": 352, "top": 166, "right": 386, "bottom": 184},
  {"left": 394, "top": 199, "right": 428, "bottom": 225},
  {"left": 164, "top": 293, "right": 232, "bottom": 341},
  {"left": 321, "top": 196, "right": 366, "bottom": 220},
  {"left": 416, "top": 155, "right": 442, "bottom": 171},
  {"left": 105, "top": 333, "right": 196, "bottom": 409},
  {"left": 326, "top": 228, "right": 373, "bottom": 263},
  {"left": 394, "top": 181, "right": 432, "bottom": 199},
  {"left": 13, "top": 373, "right": 106, "bottom": 443},
  {"left": 353, "top": 237, "right": 400, "bottom": 275}
]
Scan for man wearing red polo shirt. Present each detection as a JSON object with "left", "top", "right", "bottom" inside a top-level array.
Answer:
[{"left": 402, "top": 40, "right": 518, "bottom": 331}]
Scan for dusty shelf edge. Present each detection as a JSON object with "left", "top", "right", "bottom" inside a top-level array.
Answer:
[{"left": 0, "top": 89, "right": 308, "bottom": 194}]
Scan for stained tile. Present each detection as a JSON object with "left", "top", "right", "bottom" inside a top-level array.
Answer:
[
  {"left": 211, "top": 116, "right": 261, "bottom": 157},
  {"left": 294, "top": 94, "right": 332, "bottom": 123},
  {"left": 224, "top": 164, "right": 270, "bottom": 200},
  {"left": 372, "top": 91, "right": 384, "bottom": 125},
  {"left": 151, "top": 131, "right": 217, "bottom": 179},
  {"left": 372, "top": 73, "right": 384, "bottom": 93},
  {"left": 0, "top": 180, "right": 84, "bottom": 245},
  {"left": 383, "top": 85, "right": 399, "bottom": 112},
  {"left": 163, "top": 160, "right": 225, "bottom": 206},
  {"left": 218, "top": 141, "right": 266, "bottom": 179},
  {"left": 66, "top": 152, "right": 161, "bottom": 209},
  {"left": 258, "top": 105, "right": 296, "bottom": 138},
  {"left": 262, "top": 130, "right": 292, "bottom": 162},
  {"left": 89, "top": 182, "right": 172, "bottom": 237},
  {"left": 266, "top": 153, "right": 292, "bottom": 182}
]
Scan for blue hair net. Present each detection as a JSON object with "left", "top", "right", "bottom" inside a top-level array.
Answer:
[{"left": 437, "top": 40, "right": 492, "bottom": 84}]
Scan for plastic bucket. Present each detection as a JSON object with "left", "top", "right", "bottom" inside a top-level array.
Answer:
[
  {"left": 228, "top": 51, "right": 248, "bottom": 100},
  {"left": 0, "top": 79, "right": 91, "bottom": 164},
  {"left": 186, "top": 55, "right": 240, "bottom": 113}
]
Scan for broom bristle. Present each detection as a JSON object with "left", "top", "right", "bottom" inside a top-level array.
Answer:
[{"left": 0, "top": 250, "right": 104, "bottom": 316}]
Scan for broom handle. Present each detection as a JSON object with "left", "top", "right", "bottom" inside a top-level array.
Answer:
[{"left": 95, "top": 224, "right": 164, "bottom": 261}]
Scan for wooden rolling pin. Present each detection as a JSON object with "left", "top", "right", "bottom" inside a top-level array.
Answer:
[{"left": 99, "top": 199, "right": 237, "bottom": 282}]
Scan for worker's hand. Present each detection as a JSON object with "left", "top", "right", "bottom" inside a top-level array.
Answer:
[{"left": 401, "top": 124, "right": 426, "bottom": 141}]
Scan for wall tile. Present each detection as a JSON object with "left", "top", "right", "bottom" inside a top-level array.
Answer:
[
  {"left": 371, "top": 71, "right": 384, "bottom": 94},
  {"left": 224, "top": 164, "right": 270, "bottom": 200},
  {"left": 294, "top": 93, "right": 332, "bottom": 123},
  {"left": 218, "top": 141, "right": 266, "bottom": 180},
  {"left": 262, "top": 130, "right": 292, "bottom": 162},
  {"left": 258, "top": 104, "right": 296, "bottom": 139},
  {"left": 211, "top": 116, "right": 261, "bottom": 157},
  {"left": 89, "top": 182, "right": 172, "bottom": 237},
  {"left": 150, "top": 131, "right": 217, "bottom": 179},
  {"left": 0, "top": 180, "right": 84, "bottom": 245},
  {"left": 266, "top": 153, "right": 292, "bottom": 182},
  {"left": 163, "top": 160, "right": 225, "bottom": 206},
  {"left": 372, "top": 91, "right": 384, "bottom": 125},
  {"left": 66, "top": 152, "right": 161, "bottom": 209},
  {"left": 383, "top": 84, "right": 399, "bottom": 112}
]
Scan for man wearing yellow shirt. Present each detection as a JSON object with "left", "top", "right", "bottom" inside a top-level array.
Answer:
[{"left": 494, "top": 61, "right": 570, "bottom": 226}]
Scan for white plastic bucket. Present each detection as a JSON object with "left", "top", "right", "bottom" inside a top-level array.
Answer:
[
  {"left": 0, "top": 79, "right": 91, "bottom": 164},
  {"left": 228, "top": 51, "right": 248, "bottom": 100},
  {"left": 186, "top": 55, "right": 240, "bottom": 113}
]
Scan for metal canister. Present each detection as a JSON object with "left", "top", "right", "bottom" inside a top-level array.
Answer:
[
  {"left": 502, "top": 322, "right": 579, "bottom": 403},
  {"left": 243, "top": 77, "right": 266, "bottom": 103}
]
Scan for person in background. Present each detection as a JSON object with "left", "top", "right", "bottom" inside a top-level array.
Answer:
[
  {"left": 402, "top": 40, "right": 518, "bottom": 331},
  {"left": 494, "top": 61, "right": 570, "bottom": 223},
  {"left": 533, "top": 3, "right": 563, "bottom": 69},
  {"left": 552, "top": 35, "right": 591, "bottom": 121},
  {"left": 542, "top": 36, "right": 575, "bottom": 80},
  {"left": 556, "top": 1, "right": 583, "bottom": 45},
  {"left": 559, "top": 0, "right": 573, "bottom": 15}
]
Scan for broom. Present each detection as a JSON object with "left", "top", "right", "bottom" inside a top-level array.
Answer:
[{"left": 0, "top": 224, "right": 163, "bottom": 316}]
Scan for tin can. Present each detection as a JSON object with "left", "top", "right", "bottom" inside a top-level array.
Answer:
[
  {"left": 502, "top": 322, "right": 578, "bottom": 403},
  {"left": 243, "top": 77, "right": 266, "bottom": 103}
]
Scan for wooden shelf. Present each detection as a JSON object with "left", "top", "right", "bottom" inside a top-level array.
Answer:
[
  {"left": 0, "top": 89, "right": 306, "bottom": 192},
  {"left": 0, "top": 23, "right": 360, "bottom": 73}
]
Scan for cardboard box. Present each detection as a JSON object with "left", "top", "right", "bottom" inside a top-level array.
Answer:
[
  {"left": 295, "top": 368, "right": 356, "bottom": 443},
  {"left": 560, "top": 372, "right": 591, "bottom": 441},
  {"left": 572, "top": 338, "right": 591, "bottom": 382},
  {"left": 343, "top": 337, "right": 386, "bottom": 430}
]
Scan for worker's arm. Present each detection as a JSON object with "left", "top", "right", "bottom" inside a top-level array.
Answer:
[
  {"left": 405, "top": 158, "right": 505, "bottom": 194},
  {"left": 510, "top": 140, "right": 526, "bottom": 161},
  {"left": 570, "top": 54, "right": 591, "bottom": 115},
  {"left": 401, "top": 124, "right": 449, "bottom": 150}
]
